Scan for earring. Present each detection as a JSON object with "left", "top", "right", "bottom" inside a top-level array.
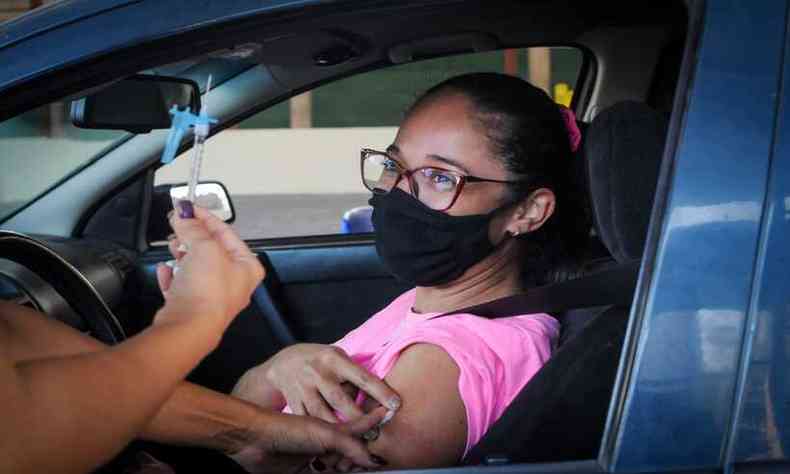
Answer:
[{"left": 511, "top": 230, "right": 520, "bottom": 237}]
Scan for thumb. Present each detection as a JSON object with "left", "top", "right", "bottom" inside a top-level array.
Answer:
[{"left": 156, "top": 263, "right": 173, "bottom": 297}]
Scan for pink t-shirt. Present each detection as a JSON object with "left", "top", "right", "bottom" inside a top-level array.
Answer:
[{"left": 333, "top": 289, "right": 559, "bottom": 456}]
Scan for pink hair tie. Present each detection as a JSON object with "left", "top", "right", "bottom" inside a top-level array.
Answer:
[{"left": 558, "top": 105, "right": 581, "bottom": 153}]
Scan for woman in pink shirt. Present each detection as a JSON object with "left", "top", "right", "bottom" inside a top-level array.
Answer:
[{"left": 232, "top": 73, "right": 586, "bottom": 472}]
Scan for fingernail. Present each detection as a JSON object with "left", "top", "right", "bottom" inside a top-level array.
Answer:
[
  {"left": 371, "top": 455, "right": 387, "bottom": 466},
  {"left": 387, "top": 396, "right": 401, "bottom": 411},
  {"left": 362, "top": 427, "right": 380, "bottom": 441},
  {"left": 377, "top": 409, "right": 396, "bottom": 427},
  {"left": 310, "top": 459, "right": 326, "bottom": 472},
  {"left": 178, "top": 200, "right": 194, "bottom": 219}
]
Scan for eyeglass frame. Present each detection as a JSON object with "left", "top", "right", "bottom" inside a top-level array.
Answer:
[{"left": 360, "top": 148, "right": 518, "bottom": 211}]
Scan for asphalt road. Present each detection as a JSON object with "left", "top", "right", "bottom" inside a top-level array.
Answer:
[{"left": 230, "top": 193, "right": 371, "bottom": 239}]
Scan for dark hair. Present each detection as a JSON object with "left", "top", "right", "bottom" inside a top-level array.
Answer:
[{"left": 410, "top": 72, "right": 589, "bottom": 284}]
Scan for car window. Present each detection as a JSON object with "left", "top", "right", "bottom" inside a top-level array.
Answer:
[
  {"left": 154, "top": 47, "right": 584, "bottom": 240},
  {"left": 0, "top": 104, "right": 127, "bottom": 222}
]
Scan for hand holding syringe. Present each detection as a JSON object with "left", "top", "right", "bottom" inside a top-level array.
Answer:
[{"left": 160, "top": 75, "right": 218, "bottom": 270}]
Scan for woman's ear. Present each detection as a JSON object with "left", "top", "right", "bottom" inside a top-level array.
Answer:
[{"left": 505, "top": 188, "right": 556, "bottom": 236}]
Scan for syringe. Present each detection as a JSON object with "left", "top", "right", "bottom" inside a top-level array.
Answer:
[
  {"left": 186, "top": 75, "right": 213, "bottom": 207},
  {"left": 163, "top": 75, "right": 217, "bottom": 273}
]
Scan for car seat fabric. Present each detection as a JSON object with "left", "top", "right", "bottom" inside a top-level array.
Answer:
[
  {"left": 464, "top": 102, "right": 668, "bottom": 464},
  {"left": 464, "top": 305, "right": 630, "bottom": 464},
  {"left": 551, "top": 104, "right": 668, "bottom": 345},
  {"left": 585, "top": 101, "right": 668, "bottom": 262}
]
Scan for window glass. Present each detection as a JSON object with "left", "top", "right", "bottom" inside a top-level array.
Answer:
[
  {"left": 155, "top": 47, "right": 583, "bottom": 239},
  {"left": 0, "top": 104, "right": 125, "bottom": 221}
]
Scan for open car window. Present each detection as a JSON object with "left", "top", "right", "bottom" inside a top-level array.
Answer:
[{"left": 154, "top": 46, "right": 584, "bottom": 241}]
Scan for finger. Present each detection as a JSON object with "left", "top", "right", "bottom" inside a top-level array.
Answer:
[
  {"left": 317, "top": 454, "right": 342, "bottom": 471},
  {"left": 192, "top": 206, "right": 265, "bottom": 283},
  {"left": 341, "top": 407, "right": 388, "bottom": 437},
  {"left": 338, "top": 364, "right": 401, "bottom": 412},
  {"left": 193, "top": 206, "right": 255, "bottom": 259},
  {"left": 169, "top": 204, "right": 215, "bottom": 248},
  {"left": 168, "top": 242, "right": 185, "bottom": 261},
  {"left": 156, "top": 263, "right": 173, "bottom": 296},
  {"left": 336, "top": 457, "right": 354, "bottom": 473},
  {"left": 281, "top": 388, "right": 306, "bottom": 416},
  {"left": 317, "top": 378, "right": 364, "bottom": 421},
  {"left": 167, "top": 236, "right": 186, "bottom": 260},
  {"left": 322, "top": 421, "right": 386, "bottom": 469},
  {"left": 172, "top": 206, "right": 265, "bottom": 287},
  {"left": 290, "top": 401, "right": 306, "bottom": 416},
  {"left": 303, "top": 390, "right": 340, "bottom": 424}
]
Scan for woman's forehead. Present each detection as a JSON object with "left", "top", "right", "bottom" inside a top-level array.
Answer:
[{"left": 392, "top": 95, "right": 506, "bottom": 177}]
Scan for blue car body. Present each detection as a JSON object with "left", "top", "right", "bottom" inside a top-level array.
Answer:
[
  {"left": 606, "top": 2, "right": 790, "bottom": 471},
  {"left": 1, "top": 1, "right": 789, "bottom": 473}
]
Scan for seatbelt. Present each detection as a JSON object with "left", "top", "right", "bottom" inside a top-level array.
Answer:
[{"left": 438, "top": 259, "right": 641, "bottom": 319}]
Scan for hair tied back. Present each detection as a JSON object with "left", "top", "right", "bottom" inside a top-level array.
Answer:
[{"left": 558, "top": 105, "right": 581, "bottom": 153}]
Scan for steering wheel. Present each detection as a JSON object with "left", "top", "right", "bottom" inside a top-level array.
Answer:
[{"left": 0, "top": 231, "right": 126, "bottom": 344}]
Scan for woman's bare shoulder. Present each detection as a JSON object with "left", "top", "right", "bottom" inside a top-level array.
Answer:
[{"left": 366, "top": 342, "right": 467, "bottom": 469}]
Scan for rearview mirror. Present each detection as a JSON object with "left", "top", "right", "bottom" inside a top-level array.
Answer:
[{"left": 71, "top": 74, "right": 201, "bottom": 133}]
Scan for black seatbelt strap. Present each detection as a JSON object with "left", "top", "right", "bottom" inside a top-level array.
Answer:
[{"left": 437, "top": 260, "right": 641, "bottom": 319}]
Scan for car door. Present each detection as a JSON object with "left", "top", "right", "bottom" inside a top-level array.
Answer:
[{"left": 598, "top": 1, "right": 790, "bottom": 472}]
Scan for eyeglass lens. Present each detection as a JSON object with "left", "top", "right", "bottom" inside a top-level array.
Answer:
[{"left": 362, "top": 152, "right": 460, "bottom": 210}]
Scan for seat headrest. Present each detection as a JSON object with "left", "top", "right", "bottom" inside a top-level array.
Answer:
[{"left": 585, "top": 102, "right": 668, "bottom": 263}]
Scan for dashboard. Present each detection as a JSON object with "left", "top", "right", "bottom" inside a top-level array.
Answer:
[{"left": 0, "top": 233, "right": 144, "bottom": 343}]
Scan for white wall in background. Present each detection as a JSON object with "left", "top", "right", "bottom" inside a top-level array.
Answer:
[{"left": 156, "top": 127, "right": 398, "bottom": 195}]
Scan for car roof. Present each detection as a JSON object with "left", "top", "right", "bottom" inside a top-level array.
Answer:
[
  {"left": 0, "top": 0, "right": 138, "bottom": 50},
  {"left": 0, "top": 0, "right": 327, "bottom": 93},
  {"left": 0, "top": 0, "right": 686, "bottom": 121}
]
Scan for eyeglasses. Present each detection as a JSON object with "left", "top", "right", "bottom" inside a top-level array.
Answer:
[{"left": 360, "top": 148, "right": 517, "bottom": 211}]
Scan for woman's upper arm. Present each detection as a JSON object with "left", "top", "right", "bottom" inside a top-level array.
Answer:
[{"left": 366, "top": 343, "right": 467, "bottom": 469}]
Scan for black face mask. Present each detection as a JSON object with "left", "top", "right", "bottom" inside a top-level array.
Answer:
[{"left": 369, "top": 188, "right": 507, "bottom": 287}]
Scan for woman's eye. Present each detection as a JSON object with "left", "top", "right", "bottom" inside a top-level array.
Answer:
[{"left": 423, "top": 170, "right": 456, "bottom": 191}]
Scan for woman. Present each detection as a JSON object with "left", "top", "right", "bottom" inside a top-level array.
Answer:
[{"left": 233, "top": 72, "right": 587, "bottom": 471}]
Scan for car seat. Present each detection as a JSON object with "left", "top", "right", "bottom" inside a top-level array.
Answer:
[{"left": 462, "top": 101, "right": 669, "bottom": 464}]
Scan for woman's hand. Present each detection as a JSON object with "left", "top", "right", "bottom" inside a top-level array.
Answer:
[
  {"left": 234, "top": 344, "right": 401, "bottom": 423},
  {"left": 155, "top": 203, "right": 265, "bottom": 333}
]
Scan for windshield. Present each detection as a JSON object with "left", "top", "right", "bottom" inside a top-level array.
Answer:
[
  {"left": 0, "top": 108, "right": 127, "bottom": 221},
  {"left": 0, "top": 54, "right": 255, "bottom": 223}
]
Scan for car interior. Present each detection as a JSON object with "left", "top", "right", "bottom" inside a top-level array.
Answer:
[{"left": 0, "top": 1, "right": 692, "bottom": 472}]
